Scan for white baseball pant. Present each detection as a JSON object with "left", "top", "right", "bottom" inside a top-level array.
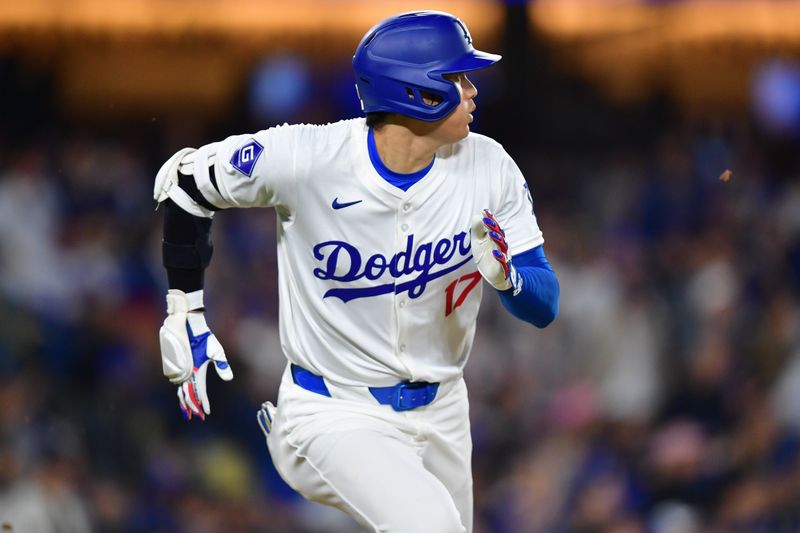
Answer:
[{"left": 261, "top": 364, "right": 473, "bottom": 533}]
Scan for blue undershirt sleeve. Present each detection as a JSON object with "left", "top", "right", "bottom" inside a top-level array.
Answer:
[{"left": 497, "top": 245, "right": 560, "bottom": 328}]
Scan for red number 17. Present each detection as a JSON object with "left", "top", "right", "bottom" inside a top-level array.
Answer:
[{"left": 444, "top": 271, "right": 482, "bottom": 317}]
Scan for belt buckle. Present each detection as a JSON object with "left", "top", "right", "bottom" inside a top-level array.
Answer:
[{"left": 391, "top": 381, "right": 433, "bottom": 411}]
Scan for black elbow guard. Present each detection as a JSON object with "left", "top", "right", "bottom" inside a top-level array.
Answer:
[
  {"left": 162, "top": 200, "right": 214, "bottom": 270},
  {"left": 162, "top": 236, "right": 213, "bottom": 270}
]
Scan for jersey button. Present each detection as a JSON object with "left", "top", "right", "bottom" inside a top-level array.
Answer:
[
  {"left": 403, "top": 203, "right": 411, "bottom": 211},
  {"left": 401, "top": 223, "right": 409, "bottom": 232},
  {"left": 399, "top": 300, "right": 407, "bottom": 308},
  {"left": 399, "top": 344, "right": 406, "bottom": 352}
]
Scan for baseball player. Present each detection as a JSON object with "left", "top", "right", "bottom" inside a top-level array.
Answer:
[{"left": 154, "top": 11, "right": 559, "bottom": 533}]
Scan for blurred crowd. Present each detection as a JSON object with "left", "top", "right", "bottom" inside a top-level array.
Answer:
[{"left": 1, "top": 61, "right": 800, "bottom": 533}]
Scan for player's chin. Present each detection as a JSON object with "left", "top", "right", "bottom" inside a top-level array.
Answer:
[
  {"left": 442, "top": 115, "right": 471, "bottom": 142},
  {"left": 448, "top": 125, "right": 470, "bottom": 142},
  {"left": 456, "top": 115, "right": 472, "bottom": 137},
  {"left": 461, "top": 119, "right": 472, "bottom": 137}
]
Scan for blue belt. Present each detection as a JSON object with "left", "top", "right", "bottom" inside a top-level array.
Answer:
[{"left": 290, "top": 364, "right": 440, "bottom": 412}]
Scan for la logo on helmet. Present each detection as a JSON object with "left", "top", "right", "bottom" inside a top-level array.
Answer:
[{"left": 456, "top": 19, "right": 472, "bottom": 45}]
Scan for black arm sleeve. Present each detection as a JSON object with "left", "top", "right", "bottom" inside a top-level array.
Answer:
[{"left": 162, "top": 199, "right": 213, "bottom": 292}]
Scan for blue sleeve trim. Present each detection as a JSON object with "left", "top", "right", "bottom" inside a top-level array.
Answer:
[{"left": 498, "top": 245, "right": 560, "bottom": 328}]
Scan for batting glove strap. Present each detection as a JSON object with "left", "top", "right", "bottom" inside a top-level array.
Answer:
[
  {"left": 470, "top": 210, "right": 522, "bottom": 295},
  {"left": 507, "top": 263, "right": 523, "bottom": 296}
]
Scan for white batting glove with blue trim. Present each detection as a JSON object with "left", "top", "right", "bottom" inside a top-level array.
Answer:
[
  {"left": 159, "top": 289, "right": 233, "bottom": 421},
  {"left": 257, "top": 401, "right": 277, "bottom": 440},
  {"left": 470, "top": 210, "right": 522, "bottom": 296}
]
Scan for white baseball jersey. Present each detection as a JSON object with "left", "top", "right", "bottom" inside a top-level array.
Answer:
[{"left": 199, "top": 117, "right": 543, "bottom": 387}]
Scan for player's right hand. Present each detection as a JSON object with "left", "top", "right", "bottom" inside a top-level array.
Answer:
[
  {"left": 158, "top": 289, "right": 233, "bottom": 421},
  {"left": 257, "top": 401, "right": 277, "bottom": 439}
]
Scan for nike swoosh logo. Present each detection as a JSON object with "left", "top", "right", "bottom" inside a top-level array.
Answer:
[{"left": 332, "top": 198, "right": 363, "bottom": 210}]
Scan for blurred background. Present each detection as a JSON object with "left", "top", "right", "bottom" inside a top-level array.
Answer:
[{"left": 1, "top": 0, "right": 800, "bottom": 531}]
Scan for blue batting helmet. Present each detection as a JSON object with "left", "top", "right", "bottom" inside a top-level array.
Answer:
[{"left": 352, "top": 11, "right": 501, "bottom": 122}]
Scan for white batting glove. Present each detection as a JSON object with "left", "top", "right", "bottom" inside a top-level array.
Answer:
[
  {"left": 158, "top": 289, "right": 233, "bottom": 421},
  {"left": 256, "top": 401, "right": 277, "bottom": 440},
  {"left": 470, "top": 210, "right": 522, "bottom": 296}
]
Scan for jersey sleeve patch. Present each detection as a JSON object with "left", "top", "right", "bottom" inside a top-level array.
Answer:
[{"left": 230, "top": 139, "right": 264, "bottom": 177}]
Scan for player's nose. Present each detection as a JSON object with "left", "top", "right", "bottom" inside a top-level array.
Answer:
[{"left": 463, "top": 75, "right": 478, "bottom": 100}]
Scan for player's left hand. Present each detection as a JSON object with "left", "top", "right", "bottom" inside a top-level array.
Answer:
[
  {"left": 159, "top": 289, "right": 234, "bottom": 421},
  {"left": 470, "top": 210, "right": 522, "bottom": 295}
]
